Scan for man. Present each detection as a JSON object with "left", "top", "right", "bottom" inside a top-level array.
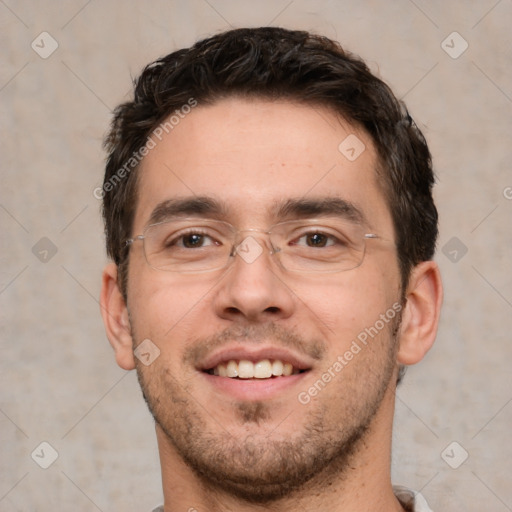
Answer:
[{"left": 99, "top": 27, "right": 443, "bottom": 511}]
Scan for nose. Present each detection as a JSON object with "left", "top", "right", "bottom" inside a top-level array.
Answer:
[{"left": 212, "top": 235, "right": 295, "bottom": 323}]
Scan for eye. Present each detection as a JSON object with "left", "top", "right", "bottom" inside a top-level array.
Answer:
[
  {"left": 292, "top": 231, "right": 339, "bottom": 248},
  {"left": 182, "top": 233, "right": 213, "bottom": 248},
  {"left": 166, "top": 230, "right": 219, "bottom": 249}
]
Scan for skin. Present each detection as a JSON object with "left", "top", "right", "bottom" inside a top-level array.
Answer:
[{"left": 101, "top": 97, "right": 443, "bottom": 511}]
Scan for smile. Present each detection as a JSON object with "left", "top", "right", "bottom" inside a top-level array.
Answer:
[
  {"left": 198, "top": 346, "right": 314, "bottom": 399},
  {"left": 205, "top": 358, "right": 306, "bottom": 379}
]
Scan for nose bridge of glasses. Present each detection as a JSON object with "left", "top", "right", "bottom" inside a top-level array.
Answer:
[{"left": 232, "top": 227, "right": 279, "bottom": 260}]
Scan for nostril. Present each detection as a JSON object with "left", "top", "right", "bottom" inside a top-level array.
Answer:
[{"left": 264, "top": 306, "right": 280, "bottom": 314}]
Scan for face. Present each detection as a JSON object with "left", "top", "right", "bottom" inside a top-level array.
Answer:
[{"left": 126, "top": 98, "right": 403, "bottom": 501}]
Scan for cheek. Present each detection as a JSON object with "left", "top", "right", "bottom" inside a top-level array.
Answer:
[
  {"left": 127, "top": 268, "right": 217, "bottom": 351},
  {"left": 290, "top": 267, "right": 400, "bottom": 346}
]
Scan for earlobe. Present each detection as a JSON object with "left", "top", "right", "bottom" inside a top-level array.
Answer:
[
  {"left": 397, "top": 261, "right": 443, "bottom": 365},
  {"left": 100, "top": 263, "right": 136, "bottom": 370}
]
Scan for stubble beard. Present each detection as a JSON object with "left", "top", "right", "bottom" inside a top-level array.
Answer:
[{"left": 134, "top": 320, "right": 400, "bottom": 504}]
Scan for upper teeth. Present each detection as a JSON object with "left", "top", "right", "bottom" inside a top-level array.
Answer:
[{"left": 212, "top": 359, "right": 296, "bottom": 379}]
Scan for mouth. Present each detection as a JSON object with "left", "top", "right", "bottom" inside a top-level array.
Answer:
[
  {"left": 197, "top": 346, "right": 313, "bottom": 400},
  {"left": 205, "top": 358, "right": 307, "bottom": 379}
]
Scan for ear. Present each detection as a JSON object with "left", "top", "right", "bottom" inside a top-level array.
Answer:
[
  {"left": 397, "top": 261, "right": 443, "bottom": 365},
  {"left": 100, "top": 263, "right": 136, "bottom": 370}
]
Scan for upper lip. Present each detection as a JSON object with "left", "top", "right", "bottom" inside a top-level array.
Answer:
[{"left": 197, "top": 345, "right": 315, "bottom": 372}]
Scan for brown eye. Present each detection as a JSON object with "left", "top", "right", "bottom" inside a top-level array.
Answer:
[
  {"left": 164, "top": 231, "right": 218, "bottom": 249},
  {"left": 292, "top": 231, "right": 337, "bottom": 248},
  {"left": 305, "top": 233, "right": 329, "bottom": 247},
  {"left": 182, "top": 234, "right": 207, "bottom": 248}
]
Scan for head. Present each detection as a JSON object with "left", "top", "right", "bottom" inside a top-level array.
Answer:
[{"left": 100, "top": 27, "right": 442, "bottom": 503}]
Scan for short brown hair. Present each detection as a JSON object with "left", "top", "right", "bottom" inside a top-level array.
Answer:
[{"left": 102, "top": 27, "right": 438, "bottom": 297}]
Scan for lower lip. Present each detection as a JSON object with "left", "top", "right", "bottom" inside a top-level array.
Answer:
[{"left": 200, "top": 371, "right": 309, "bottom": 401}]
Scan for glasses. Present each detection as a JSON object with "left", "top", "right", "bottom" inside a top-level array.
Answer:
[{"left": 125, "top": 217, "right": 384, "bottom": 274}]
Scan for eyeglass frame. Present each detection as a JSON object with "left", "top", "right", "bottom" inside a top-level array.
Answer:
[{"left": 125, "top": 216, "right": 388, "bottom": 274}]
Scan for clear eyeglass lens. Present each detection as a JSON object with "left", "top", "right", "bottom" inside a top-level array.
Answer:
[
  {"left": 270, "top": 220, "right": 366, "bottom": 273},
  {"left": 143, "top": 219, "right": 234, "bottom": 272},
  {"left": 141, "top": 218, "right": 368, "bottom": 273}
]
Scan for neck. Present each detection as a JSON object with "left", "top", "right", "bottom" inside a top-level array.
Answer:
[{"left": 156, "top": 384, "right": 404, "bottom": 512}]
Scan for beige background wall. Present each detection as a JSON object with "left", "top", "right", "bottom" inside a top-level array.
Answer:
[{"left": 1, "top": 1, "right": 511, "bottom": 510}]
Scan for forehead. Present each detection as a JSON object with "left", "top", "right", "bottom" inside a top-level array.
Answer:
[{"left": 134, "top": 97, "right": 392, "bottom": 233}]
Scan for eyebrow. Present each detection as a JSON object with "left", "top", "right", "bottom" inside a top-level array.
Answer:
[
  {"left": 147, "top": 197, "right": 227, "bottom": 226},
  {"left": 274, "top": 197, "right": 366, "bottom": 225}
]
